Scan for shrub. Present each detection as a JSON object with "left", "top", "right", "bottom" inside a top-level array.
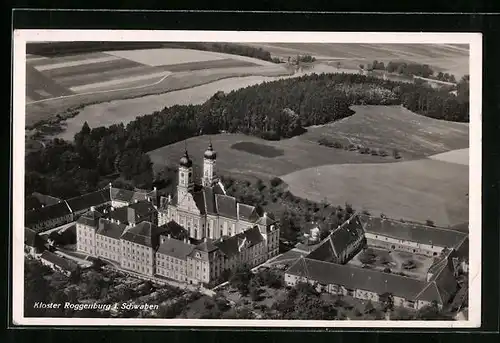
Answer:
[
  {"left": 333, "top": 141, "right": 343, "bottom": 149},
  {"left": 379, "top": 149, "right": 388, "bottom": 157},
  {"left": 426, "top": 219, "right": 435, "bottom": 227},
  {"left": 370, "top": 148, "right": 379, "bottom": 156},
  {"left": 270, "top": 177, "right": 283, "bottom": 187}
]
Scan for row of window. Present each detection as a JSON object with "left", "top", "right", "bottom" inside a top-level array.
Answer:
[{"left": 122, "top": 261, "right": 151, "bottom": 274}]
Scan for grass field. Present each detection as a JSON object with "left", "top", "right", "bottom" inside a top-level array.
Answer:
[
  {"left": 25, "top": 49, "right": 289, "bottom": 127},
  {"left": 249, "top": 43, "right": 469, "bottom": 77},
  {"left": 301, "top": 105, "right": 469, "bottom": 159},
  {"left": 281, "top": 159, "right": 468, "bottom": 227},
  {"left": 149, "top": 105, "right": 468, "bottom": 226},
  {"left": 429, "top": 148, "right": 469, "bottom": 166},
  {"left": 148, "top": 132, "right": 392, "bottom": 181}
]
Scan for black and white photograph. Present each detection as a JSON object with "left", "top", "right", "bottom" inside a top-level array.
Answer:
[{"left": 12, "top": 30, "right": 481, "bottom": 327}]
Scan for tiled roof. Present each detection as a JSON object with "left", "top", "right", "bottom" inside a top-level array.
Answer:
[
  {"left": 40, "top": 251, "right": 78, "bottom": 272},
  {"left": 76, "top": 209, "right": 103, "bottom": 227},
  {"left": 110, "top": 187, "right": 148, "bottom": 204},
  {"left": 192, "top": 191, "right": 207, "bottom": 215},
  {"left": 331, "top": 215, "right": 364, "bottom": 253},
  {"left": 238, "top": 203, "right": 259, "bottom": 222},
  {"left": 120, "top": 221, "right": 165, "bottom": 248},
  {"left": 128, "top": 201, "right": 157, "bottom": 217},
  {"left": 66, "top": 188, "right": 111, "bottom": 213},
  {"left": 156, "top": 238, "right": 195, "bottom": 260},
  {"left": 96, "top": 218, "right": 127, "bottom": 239},
  {"left": 25, "top": 201, "right": 72, "bottom": 228},
  {"left": 215, "top": 194, "right": 237, "bottom": 220},
  {"left": 415, "top": 282, "right": 443, "bottom": 304},
  {"left": 195, "top": 238, "right": 218, "bottom": 253},
  {"left": 214, "top": 226, "right": 264, "bottom": 258},
  {"left": 32, "top": 192, "right": 62, "bottom": 206},
  {"left": 286, "top": 257, "right": 431, "bottom": 302},
  {"left": 360, "top": 215, "right": 467, "bottom": 249},
  {"left": 255, "top": 212, "right": 276, "bottom": 227},
  {"left": 203, "top": 187, "right": 217, "bottom": 215}
]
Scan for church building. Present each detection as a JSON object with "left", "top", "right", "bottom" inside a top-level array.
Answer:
[{"left": 158, "top": 142, "right": 279, "bottom": 259}]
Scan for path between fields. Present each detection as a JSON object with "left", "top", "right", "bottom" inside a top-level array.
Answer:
[{"left": 26, "top": 71, "right": 173, "bottom": 105}]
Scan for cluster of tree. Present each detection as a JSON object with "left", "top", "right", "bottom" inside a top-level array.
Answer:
[
  {"left": 369, "top": 60, "right": 386, "bottom": 71},
  {"left": 272, "top": 282, "right": 338, "bottom": 320},
  {"left": 386, "top": 61, "right": 435, "bottom": 78},
  {"left": 26, "top": 71, "right": 469, "bottom": 200},
  {"left": 317, "top": 138, "right": 401, "bottom": 159},
  {"left": 435, "top": 72, "right": 457, "bottom": 83},
  {"left": 228, "top": 264, "right": 284, "bottom": 299},
  {"left": 220, "top": 175, "right": 354, "bottom": 245},
  {"left": 295, "top": 55, "right": 316, "bottom": 63}
]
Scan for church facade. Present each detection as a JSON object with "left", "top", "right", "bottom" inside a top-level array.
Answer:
[{"left": 158, "top": 142, "right": 280, "bottom": 259}]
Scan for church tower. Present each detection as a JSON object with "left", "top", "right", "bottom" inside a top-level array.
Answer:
[
  {"left": 202, "top": 140, "right": 217, "bottom": 187},
  {"left": 177, "top": 150, "right": 194, "bottom": 202}
]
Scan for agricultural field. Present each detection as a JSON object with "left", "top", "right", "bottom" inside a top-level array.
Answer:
[
  {"left": 301, "top": 105, "right": 469, "bottom": 159},
  {"left": 149, "top": 105, "right": 468, "bottom": 226},
  {"left": 148, "top": 132, "right": 392, "bottom": 181},
  {"left": 25, "top": 48, "right": 289, "bottom": 127},
  {"left": 280, "top": 159, "right": 468, "bottom": 227},
  {"left": 248, "top": 43, "right": 469, "bottom": 77},
  {"left": 429, "top": 148, "right": 469, "bottom": 166}
]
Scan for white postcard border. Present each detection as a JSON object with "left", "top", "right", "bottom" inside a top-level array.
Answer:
[{"left": 12, "top": 30, "right": 482, "bottom": 328}]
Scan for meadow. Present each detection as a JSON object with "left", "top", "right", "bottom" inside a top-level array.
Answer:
[
  {"left": 148, "top": 105, "right": 469, "bottom": 227},
  {"left": 281, "top": 159, "right": 468, "bottom": 227}
]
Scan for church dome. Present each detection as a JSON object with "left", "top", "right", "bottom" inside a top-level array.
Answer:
[
  {"left": 179, "top": 150, "right": 193, "bottom": 168},
  {"left": 204, "top": 142, "right": 217, "bottom": 160}
]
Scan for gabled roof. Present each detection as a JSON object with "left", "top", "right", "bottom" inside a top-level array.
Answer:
[
  {"left": 31, "top": 192, "right": 62, "bottom": 207},
  {"left": 40, "top": 251, "right": 78, "bottom": 272},
  {"left": 238, "top": 203, "right": 259, "bottom": 222},
  {"left": 286, "top": 257, "right": 428, "bottom": 302},
  {"left": 121, "top": 221, "right": 166, "bottom": 248},
  {"left": 215, "top": 194, "right": 237, "bottom": 220},
  {"left": 156, "top": 238, "right": 195, "bottom": 260},
  {"left": 415, "top": 282, "right": 443, "bottom": 304},
  {"left": 66, "top": 188, "right": 111, "bottom": 213},
  {"left": 255, "top": 212, "right": 276, "bottom": 227},
  {"left": 203, "top": 187, "right": 217, "bottom": 215},
  {"left": 96, "top": 218, "right": 127, "bottom": 239},
  {"left": 214, "top": 226, "right": 264, "bottom": 257},
  {"left": 128, "top": 200, "right": 157, "bottom": 217},
  {"left": 76, "top": 208, "right": 103, "bottom": 227},
  {"left": 195, "top": 238, "right": 218, "bottom": 253},
  {"left": 192, "top": 191, "right": 206, "bottom": 215},
  {"left": 360, "top": 215, "right": 467, "bottom": 249},
  {"left": 110, "top": 187, "right": 149, "bottom": 204},
  {"left": 25, "top": 201, "right": 72, "bottom": 229}
]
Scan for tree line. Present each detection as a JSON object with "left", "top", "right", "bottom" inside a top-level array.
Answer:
[
  {"left": 27, "top": 41, "right": 275, "bottom": 63},
  {"left": 26, "top": 72, "right": 469, "bottom": 200}
]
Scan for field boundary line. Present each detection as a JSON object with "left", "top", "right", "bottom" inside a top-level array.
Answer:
[{"left": 26, "top": 72, "right": 173, "bottom": 105}]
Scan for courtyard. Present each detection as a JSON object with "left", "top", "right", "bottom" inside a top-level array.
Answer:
[{"left": 349, "top": 247, "right": 436, "bottom": 280}]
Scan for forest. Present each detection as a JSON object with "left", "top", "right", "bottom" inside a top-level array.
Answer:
[{"left": 26, "top": 72, "right": 470, "bottom": 200}]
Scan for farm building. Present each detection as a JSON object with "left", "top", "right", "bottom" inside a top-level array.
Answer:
[
  {"left": 306, "top": 215, "right": 366, "bottom": 264},
  {"left": 66, "top": 188, "right": 111, "bottom": 217},
  {"left": 285, "top": 255, "right": 458, "bottom": 310},
  {"left": 359, "top": 215, "right": 468, "bottom": 257},
  {"left": 25, "top": 200, "right": 73, "bottom": 232}
]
